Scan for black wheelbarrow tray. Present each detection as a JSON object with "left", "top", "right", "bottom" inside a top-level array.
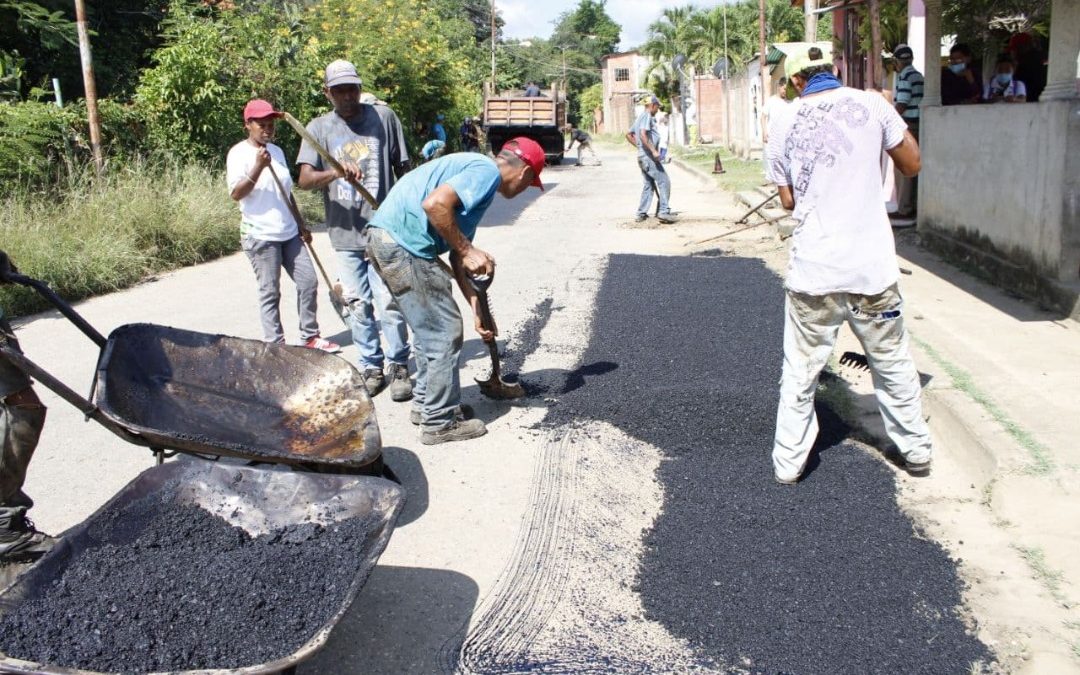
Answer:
[
  {"left": 0, "top": 268, "right": 380, "bottom": 469},
  {"left": 0, "top": 460, "right": 406, "bottom": 674}
]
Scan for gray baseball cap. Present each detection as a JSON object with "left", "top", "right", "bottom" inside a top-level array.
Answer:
[{"left": 325, "top": 60, "right": 362, "bottom": 88}]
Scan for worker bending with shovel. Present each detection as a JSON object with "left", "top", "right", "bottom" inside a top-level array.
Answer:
[
  {"left": 766, "top": 46, "right": 932, "bottom": 483},
  {"left": 366, "top": 138, "right": 546, "bottom": 444}
]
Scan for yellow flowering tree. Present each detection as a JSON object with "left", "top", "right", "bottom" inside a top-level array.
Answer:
[{"left": 307, "top": 0, "right": 480, "bottom": 151}]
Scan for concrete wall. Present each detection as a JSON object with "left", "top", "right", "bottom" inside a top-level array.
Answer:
[{"left": 921, "top": 99, "right": 1080, "bottom": 283}]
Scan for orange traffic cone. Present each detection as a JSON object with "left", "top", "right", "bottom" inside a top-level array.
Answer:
[{"left": 712, "top": 153, "right": 726, "bottom": 174}]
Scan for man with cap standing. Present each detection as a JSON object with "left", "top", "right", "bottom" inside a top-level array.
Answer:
[
  {"left": 627, "top": 96, "right": 676, "bottom": 224},
  {"left": 765, "top": 46, "right": 932, "bottom": 483},
  {"left": 891, "top": 44, "right": 923, "bottom": 219},
  {"left": 297, "top": 60, "right": 413, "bottom": 400},
  {"left": 365, "top": 138, "right": 546, "bottom": 444},
  {"left": 227, "top": 99, "right": 339, "bottom": 353}
]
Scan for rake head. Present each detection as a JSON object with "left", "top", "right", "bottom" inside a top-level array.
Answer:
[{"left": 838, "top": 351, "right": 870, "bottom": 371}]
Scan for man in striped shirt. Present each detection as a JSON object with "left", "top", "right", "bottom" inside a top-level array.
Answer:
[{"left": 892, "top": 44, "right": 923, "bottom": 219}]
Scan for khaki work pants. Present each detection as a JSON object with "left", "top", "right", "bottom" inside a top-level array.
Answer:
[{"left": 772, "top": 285, "right": 932, "bottom": 481}]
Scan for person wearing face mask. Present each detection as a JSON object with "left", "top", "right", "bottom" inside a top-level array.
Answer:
[
  {"left": 941, "top": 43, "right": 981, "bottom": 105},
  {"left": 984, "top": 53, "right": 1027, "bottom": 103}
]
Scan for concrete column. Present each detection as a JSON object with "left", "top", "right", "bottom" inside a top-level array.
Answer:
[
  {"left": 921, "top": 0, "right": 942, "bottom": 107},
  {"left": 1040, "top": 0, "right": 1080, "bottom": 101}
]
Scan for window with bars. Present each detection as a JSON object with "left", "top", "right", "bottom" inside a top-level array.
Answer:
[{"left": 614, "top": 68, "right": 630, "bottom": 82}]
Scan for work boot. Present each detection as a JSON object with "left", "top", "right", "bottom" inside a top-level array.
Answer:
[
  {"left": 387, "top": 363, "right": 413, "bottom": 402},
  {"left": 409, "top": 404, "right": 474, "bottom": 426},
  {"left": 421, "top": 418, "right": 487, "bottom": 445},
  {"left": 634, "top": 213, "right": 648, "bottom": 223},
  {"left": 903, "top": 457, "right": 932, "bottom": 477},
  {"left": 362, "top": 368, "right": 386, "bottom": 395},
  {"left": 657, "top": 212, "right": 679, "bottom": 224},
  {"left": 0, "top": 513, "right": 54, "bottom": 564}
]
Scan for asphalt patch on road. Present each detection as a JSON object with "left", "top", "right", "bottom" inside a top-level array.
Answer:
[
  {"left": 544, "top": 254, "right": 992, "bottom": 673},
  {"left": 0, "top": 498, "right": 377, "bottom": 671}
]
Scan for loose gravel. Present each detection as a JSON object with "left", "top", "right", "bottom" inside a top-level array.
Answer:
[
  {"left": 0, "top": 494, "right": 378, "bottom": 672},
  {"left": 543, "top": 254, "right": 992, "bottom": 673}
]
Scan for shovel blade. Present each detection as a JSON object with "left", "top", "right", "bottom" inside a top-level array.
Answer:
[{"left": 476, "top": 375, "right": 526, "bottom": 400}]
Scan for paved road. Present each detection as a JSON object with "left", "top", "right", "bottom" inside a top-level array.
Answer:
[{"left": 10, "top": 147, "right": 991, "bottom": 672}]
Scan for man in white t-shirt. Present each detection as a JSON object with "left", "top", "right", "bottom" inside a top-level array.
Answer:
[
  {"left": 761, "top": 76, "right": 790, "bottom": 145},
  {"left": 226, "top": 99, "right": 339, "bottom": 353},
  {"left": 765, "top": 46, "right": 932, "bottom": 484}
]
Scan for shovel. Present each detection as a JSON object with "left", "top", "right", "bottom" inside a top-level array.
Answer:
[{"left": 469, "top": 274, "right": 525, "bottom": 400}]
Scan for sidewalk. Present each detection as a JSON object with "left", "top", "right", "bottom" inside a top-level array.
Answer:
[{"left": 675, "top": 154, "right": 1080, "bottom": 672}]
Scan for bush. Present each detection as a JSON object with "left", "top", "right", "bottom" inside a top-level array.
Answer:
[
  {"left": 0, "top": 98, "right": 145, "bottom": 195},
  {"left": 134, "top": 2, "right": 325, "bottom": 164},
  {"left": 0, "top": 161, "right": 238, "bottom": 317}
]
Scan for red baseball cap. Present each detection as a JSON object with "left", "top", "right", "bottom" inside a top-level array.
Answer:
[
  {"left": 504, "top": 136, "right": 545, "bottom": 190},
  {"left": 243, "top": 99, "right": 283, "bottom": 121}
]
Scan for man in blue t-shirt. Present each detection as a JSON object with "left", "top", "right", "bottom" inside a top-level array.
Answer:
[
  {"left": 367, "top": 137, "right": 546, "bottom": 444},
  {"left": 626, "top": 95, "right": 676, "bottom": 223}
]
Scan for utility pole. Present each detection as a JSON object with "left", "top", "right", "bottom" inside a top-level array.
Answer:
[
  {"left": 74, "top": 0, "right": 103, "bottom": 174},
  {"left": 758, "top": 0, "right": 767, "bottom": 109},
  {"left": 804, "top": 0, "right": 818, "bottom": 42},
  {"left": 490, "top": 0, "right": 496, "bottom": 90},
  {"left": 867, "top": 0, "right": 883, "bottom": 89}
]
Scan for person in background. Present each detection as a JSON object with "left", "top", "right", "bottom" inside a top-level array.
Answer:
[
  {"left": 421, "top": 138, "right": 447, "bottom": 163},
  {"left": 226, "top": 99, "right": 340, "bottom": 353},
  {"left": 891, "top": 45, "right": 923, "bottom": 219},
  {"left": 432, "top": 114, "right": 447, "bottom": 143},
  {"left": 460, "top": 117, "right": 480, "bottom": 152},
  {"left": 761, "top": 76, "right": 791, "bottom": 145},
  {"left": 984, "top": 53, "right": 1027, "bottom": 103},
  {"left": 566, "top": 125, "right": 599, "bottom": 166},
  {"left": 523, "top": 81, "right": 541, "bottom": 97},
  {"left": 626, "top": 96, "right": 676, "bottom": 224},
  {"left": 942, "top": 43, "right": 981, "bottom": 105},
  {"left": 655, "top": 112, "right": 671, "bottom": 163},
  {"left": 1008, "top": 32, "right": 1046, "bottom": 102},
  {"left": 296, "top": 60, "right": 413, "bottom": 400}
]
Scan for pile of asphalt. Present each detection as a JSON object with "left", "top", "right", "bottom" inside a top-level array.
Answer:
[
  {"left": 0, "top": 499, "right": 376, "bottom": 671},
  {"left": 544, "top": 254, "right": 992, "bottom": 673}
]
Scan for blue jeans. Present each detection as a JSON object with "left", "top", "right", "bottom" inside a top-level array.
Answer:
[
  {"left": 637, "top": 156, "right": 671, "bottom": 217},
  {"left": 366, "top": 228, "right": 462, "bottom": 431},
  {"left": 335, "top": 249, "right": 410, "bottom": 370}
]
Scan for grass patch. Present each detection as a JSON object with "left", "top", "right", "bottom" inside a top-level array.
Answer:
[
  {"left": 1, "top": 161, "right": 238, "bottom": 318},
  {"left": 671, "top": 145, "right": 765, "bottom": 194},
  {"left": 1014, "top": 545, "right": 1069, "bottom": 607},
  {"left": 911, "top": 334, "right": 1055, "bottom": 475}
]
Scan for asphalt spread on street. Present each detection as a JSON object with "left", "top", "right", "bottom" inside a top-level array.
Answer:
[{"left": 541, "top": 253, "right": 992, "bottom": 673}]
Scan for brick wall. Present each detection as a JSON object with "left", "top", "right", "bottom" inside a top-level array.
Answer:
[{"left": 693, "top": 76, "right": 726, "bottom": 142}]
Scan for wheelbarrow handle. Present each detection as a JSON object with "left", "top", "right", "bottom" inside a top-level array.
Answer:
[
  {"left": 1, "top": 271, "right": 107, "bottom": 348},
  {"left": 0, "top": 341, "right": 147, "bottom": 447}
]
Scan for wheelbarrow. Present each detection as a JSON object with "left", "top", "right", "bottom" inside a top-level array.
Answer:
[
  {"left": 0, "top": 264, "right": 382, "bottom": 472},
  {"left": 0, "top": 460, "right": 406, "bottom": 674}
]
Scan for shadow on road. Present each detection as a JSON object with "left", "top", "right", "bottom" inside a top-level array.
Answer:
[{"left": 301, "top": 566, "right": 478, "bottom": 675}]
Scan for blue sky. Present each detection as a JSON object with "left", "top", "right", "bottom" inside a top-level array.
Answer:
[{"left": 499, "top": 0, "right": 733, "bottom": 51}]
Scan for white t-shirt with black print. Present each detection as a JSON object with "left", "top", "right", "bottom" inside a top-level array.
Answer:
[{"left": 766, "top": 87, "right": 908, "bottom": 296}]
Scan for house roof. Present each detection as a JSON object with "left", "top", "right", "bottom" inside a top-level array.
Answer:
[{"left": 600, "top": 50, "right": 641, "bottom": 63}]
